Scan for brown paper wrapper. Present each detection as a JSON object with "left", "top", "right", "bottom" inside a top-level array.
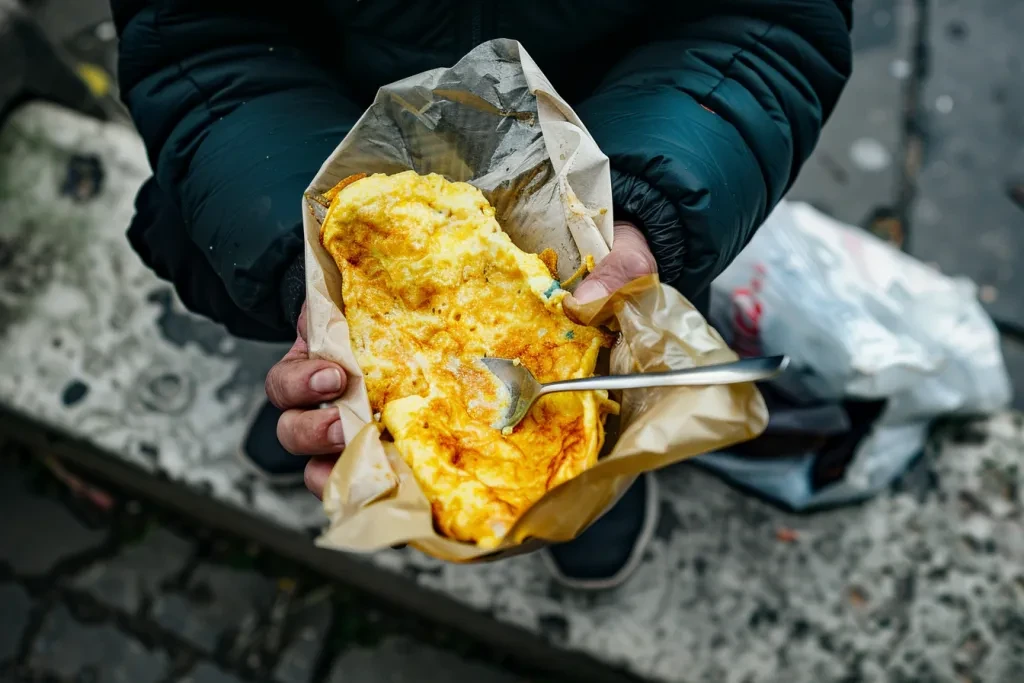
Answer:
[{"left": 303, "top": 39, "right": 768, "bottom": 563}]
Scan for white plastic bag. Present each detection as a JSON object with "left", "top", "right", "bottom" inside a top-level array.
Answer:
[{"left": 701, "top": 201, "right": 1011, "bottom": 510}]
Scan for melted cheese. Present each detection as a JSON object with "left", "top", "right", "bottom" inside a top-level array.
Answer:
[{"left": 320, "top": 171, "right": 617, "bottom": 548}]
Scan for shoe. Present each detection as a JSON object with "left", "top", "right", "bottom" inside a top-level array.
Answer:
[
  {"left": 236, "top": 400, "right": 309, "bottom": 486},
  {"left": 542, "top": 471, "right": 659, "bottom": 590}
]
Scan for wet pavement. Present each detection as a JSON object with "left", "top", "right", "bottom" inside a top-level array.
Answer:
[
  {"left": 0, "top": 445, "right": 541, "bottom": 683},
  {"left": 909, "top": 0, "right": 1024, "bottom": 329},
  {"left": 7, "top": 414, "right": 1024, "bottom": 683},
  {"left": 904, "top": 0, "right": 1024, "bottom": 408}
]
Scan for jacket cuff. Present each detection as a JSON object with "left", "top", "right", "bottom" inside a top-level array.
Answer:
[
  {"left": 279, "top": 253, "right": 306, "bottom": 332},
  {"left": 610, "top": 168, "right": 688, "bottom": 291}
]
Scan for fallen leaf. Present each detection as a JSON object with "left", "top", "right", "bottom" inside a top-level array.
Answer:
[{"left": 776, "top": 527, "right": 799, "bottom": 543}]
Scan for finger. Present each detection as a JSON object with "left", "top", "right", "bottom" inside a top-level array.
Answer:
[
  {"left": 572, "top": 222, "right": 657, "bottom": 304},
  {"left": 304, "top": 456, "right": 337, "bottom": 500},
  {"left": 276, "top": 406, "right": 347, "bottom": 455},
  {"left": 279, "top": 332, "right": 309, "bottom": 364},
  {"left": 265, "top": 356, "right": 347, "bottom": 410},
  {"left": 296, "top": 302, "right": 309, "bottom": 344}
]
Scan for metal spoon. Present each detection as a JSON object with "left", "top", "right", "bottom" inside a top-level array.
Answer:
[{"left": 482, "top": 355, "right": 789, "bottom": 431}]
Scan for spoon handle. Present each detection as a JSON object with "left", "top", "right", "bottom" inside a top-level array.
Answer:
[{"left": 537, "top": 356, "right": 789, "bottom": 396}]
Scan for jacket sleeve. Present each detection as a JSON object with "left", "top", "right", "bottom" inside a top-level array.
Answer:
[
  {"left": 575, "top": 0, "right": 853, "bottom": 299},
  {"left": 113, "top": 2, "right": 363, "bottom": 340}
]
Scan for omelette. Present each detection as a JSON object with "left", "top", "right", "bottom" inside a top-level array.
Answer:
[{"left": 320, "top": 170, "right": 618, "bottom": 549}]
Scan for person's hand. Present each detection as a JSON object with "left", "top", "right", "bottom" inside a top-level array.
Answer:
[
  {"left": 570, "top": 221, "right": 658, "bottom": 305},
  {"left": 264, "top": 303, "right": 347, "bottom": 499}
]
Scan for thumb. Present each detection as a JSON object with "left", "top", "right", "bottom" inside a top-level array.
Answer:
[{"left": 572, "top": 222, "right": 657, "bottom": 304}]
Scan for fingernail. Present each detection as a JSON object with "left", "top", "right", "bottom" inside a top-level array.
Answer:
[
  {"left": 310, "top": 368, "right": 342, "bottom": 393},
  {"left": 573, "top": 280, "right": 610, "bottom": 305},
  {"left": 328, "top": 419, "right": 345, "bottom": 446}
]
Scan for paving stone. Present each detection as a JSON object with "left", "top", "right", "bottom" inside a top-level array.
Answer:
[
  {"left": 152, "top": 564, "right": 278, "bottom": 653},
  {"left": 909, "top": 0, "right": 1024, "bottom": 327},
  {"left": 273, "top": 597, "right": 333, "bottom": 683},
  {"left": 0, "top": 583, "right": 32, "bottom": 663},
  {"left": 788, "top": 0, "right": 914, "bottom": 227},
  {"left": 327, "top": 637, "right": 519, "bottom": 683},
  {"left": 29, "top": 604, "right": 168, "bottom": 683},
  {"left": 177, "top": 662, "right": 245, "bottom": 683},
  {"left": 72, "top": 527, "right": 193, "bottom": 613},
  {"left": 23, "top": 0, "right": 112, "bottom": 46},
  {"left": 0, "top": 460, "right": 107, "bottom": 576}
]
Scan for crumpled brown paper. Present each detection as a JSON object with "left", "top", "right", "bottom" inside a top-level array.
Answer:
[{"left": 302, "top": 39, "right": 768, "bottom": 563}]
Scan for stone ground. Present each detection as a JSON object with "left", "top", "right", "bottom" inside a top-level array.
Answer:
[{"left": 0, "top": 440, "right": 548, "bottom": 683}]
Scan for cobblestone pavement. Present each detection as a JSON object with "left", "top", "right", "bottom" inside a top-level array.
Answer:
[{"left": 0, "top": 440, "right": 549, "bottom": 683}]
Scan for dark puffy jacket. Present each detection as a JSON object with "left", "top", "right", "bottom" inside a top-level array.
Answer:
[{"left": 112, "top": 1, "right": 852, "bottom": 342}]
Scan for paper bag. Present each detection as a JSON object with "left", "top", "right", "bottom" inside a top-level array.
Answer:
[{"left": 302, "top": 39, "right": 768, "bottom": 562}]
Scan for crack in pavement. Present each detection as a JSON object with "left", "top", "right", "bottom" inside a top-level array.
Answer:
[{"left": 894, "top": 0, "right": 931, "bottom": 252}]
